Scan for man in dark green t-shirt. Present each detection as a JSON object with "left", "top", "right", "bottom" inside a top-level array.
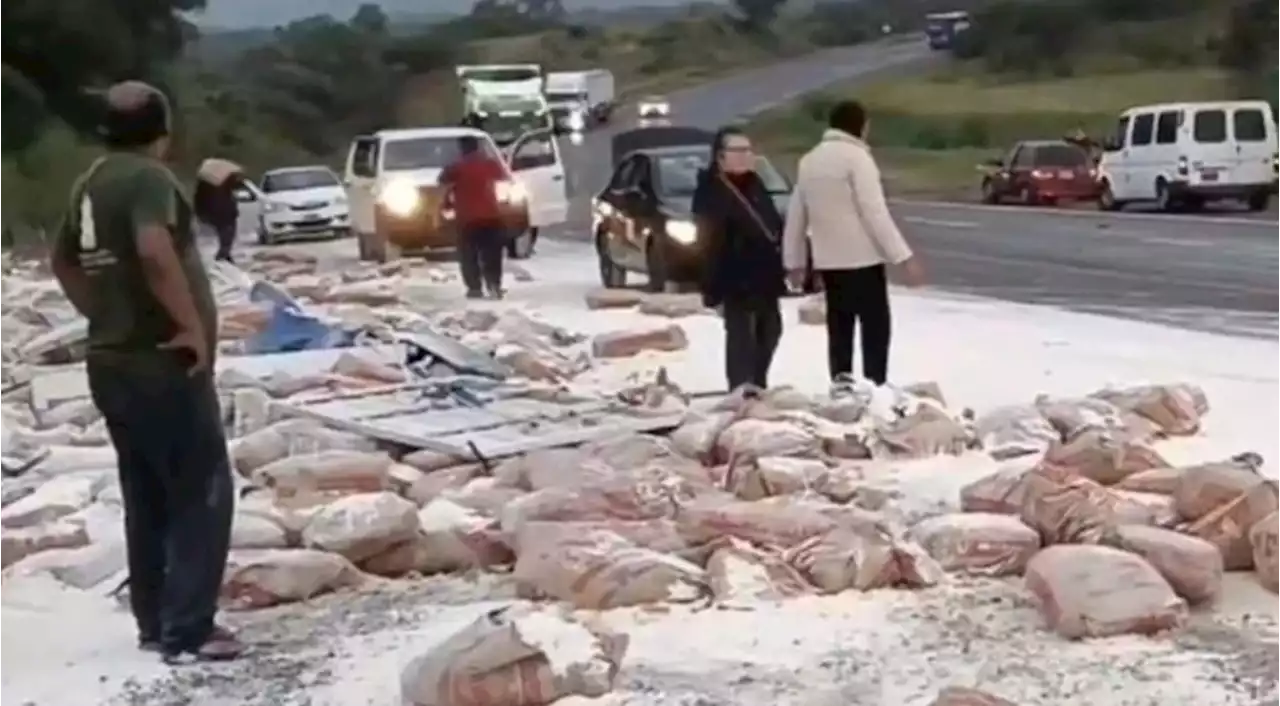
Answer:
[{"left": 50, "top": 81, "right": 243, "bottom": 664}]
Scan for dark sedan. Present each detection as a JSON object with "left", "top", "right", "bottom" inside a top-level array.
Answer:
[{"left": 592, "top": 126, "right": 810, "bottom": 293}]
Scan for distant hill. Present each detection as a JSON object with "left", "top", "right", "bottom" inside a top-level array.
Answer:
[
  {"left": 190, "top": 0, "right": 721, "bottom": 30},
  {"left": 187, "top": 2, "right": 723, "bottom": 63}
]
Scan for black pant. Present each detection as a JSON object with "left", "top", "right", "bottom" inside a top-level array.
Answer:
[
  {"left": 87, "top": 354, "right": 234, "bottom": 653},
  {"left": 458, "top": 223, "right": 506, "bottom": 294},
  {"left": 722, "top": 297, "right": 782, "bottom": 390},
  {"left": 213, "top": 222, "right": 236, "bottom": 262},
  {"left": 821, "top": 265, "right": 891, "bottom": 385}
]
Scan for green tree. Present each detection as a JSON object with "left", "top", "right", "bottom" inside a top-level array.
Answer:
[{"left": 3, "top": 0, "right": 206, "bottom": 149}]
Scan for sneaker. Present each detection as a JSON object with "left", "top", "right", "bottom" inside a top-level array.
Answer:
[
  {"left": 139, "top": 639, "right": 161, "bottom": 653},
  {"left": 161, "top": 625, "right": 245, "bottom": 665},
  {"left": 486, "top": 288, "right": 506, "bottom": 301},
  {"left": 465, "top": 290, "right": 485, "bottom": 300}
]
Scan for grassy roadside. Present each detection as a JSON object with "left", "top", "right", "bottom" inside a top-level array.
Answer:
[{"left": 749, "top": 65, "right": 1238, "bottom": 200}]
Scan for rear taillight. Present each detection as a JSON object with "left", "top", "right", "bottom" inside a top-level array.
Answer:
[
  {"left": 1176, "top": 156, "right": 1188, "bottom": 176},
  {"left": 1030, "top": 169, "right": 1051, "bottom": 179}
]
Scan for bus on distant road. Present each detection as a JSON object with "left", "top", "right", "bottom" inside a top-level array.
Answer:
[{"left": 925, "top": 10, "right": 971, "bottom": 50}]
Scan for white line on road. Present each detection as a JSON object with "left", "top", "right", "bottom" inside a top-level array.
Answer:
[
  {"left": 893, "top": 198, "right": 1278, "bottom": 228},
  {"left": 902, "top": 216, "right": 978, "bottom": 229}
]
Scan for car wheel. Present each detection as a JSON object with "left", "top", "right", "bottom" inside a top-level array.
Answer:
[
  {"left": 1098, "top": 181, "right": 1123, "bottom": 212},
  {"left": 595, "top": 230, "right": 627, "bottom": 288},
  {"left": 980, "top": 179, "right": 999, "bottom": 204},
  {"left": 508, "top": 228, "right": 537, "bottom": 259},
  {"left": 644, "top": 239, "right": 668, "bottom": 293},
  {"left": 1247, "top": 191, "right": 1271, "bottom": 212}
]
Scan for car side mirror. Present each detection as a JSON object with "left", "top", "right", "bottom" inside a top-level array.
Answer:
[
  {"left": 232, "top": 187, "right": 256, "bottom": 204},
  {"left": 1102, "top": 138, "right": 1122, "bottom": 152},
  {"left": 984, "top": 158, "right": 1003, "bottom": 168}
]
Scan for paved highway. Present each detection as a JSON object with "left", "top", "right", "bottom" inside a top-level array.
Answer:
[
  {"left": 548, "top": 37, "right": 1278, "bottom": 339},
  {"left": 557, "top": 38, "right": 939, "bottom": 226},
  {"left": 896, "top": 202, "right": 1278, "bottom": 338}
]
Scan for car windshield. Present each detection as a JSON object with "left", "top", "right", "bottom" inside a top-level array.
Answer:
[
  {"left": 652, "top": 149, "right": 790, "bottom": 196},
  {"left": 382, "top": 136, "right": 501, "bottom": 171},
  {"left": 478, "top": 96, "right": 543, "bottom": 114},
  {"left": 261, "top": 168, "right": 338, "bottom": 192},
  {"left": 1034, "top": 144, "right": 1089, "bottom": 167},
  {"left": 461, "top": 68, "right": 539, "bottom": 82}
]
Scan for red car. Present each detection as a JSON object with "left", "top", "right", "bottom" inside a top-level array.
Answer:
[{"left": 979, "top": 140, "right": 1100, "bottom": 206}]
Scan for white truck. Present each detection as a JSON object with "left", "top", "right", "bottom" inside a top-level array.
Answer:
[
  {"left": 455, "top": 64, "right": 553, "bottom": 147},
  {"left": 544, "top": 69, "right": 616, "bottom": 134}
]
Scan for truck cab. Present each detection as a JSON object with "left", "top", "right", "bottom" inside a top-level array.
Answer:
[{"left": 545, "top": 69, "right": 616, "bottom": 134}]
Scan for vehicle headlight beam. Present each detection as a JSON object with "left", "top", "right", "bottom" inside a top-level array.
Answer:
[
  {"left": 665, "top": 220, "right": 697, "bottom": 245},
  {"left": 377, "top": 180, "right": 420, "bottom": 218}
]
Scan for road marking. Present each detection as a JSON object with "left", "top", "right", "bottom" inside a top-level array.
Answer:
[
  {"left": 893, "top": 198, "right": 1277, "bottom": 228},
  {"left": 924, "top": 246, "right": 1279, "bottom": 297},
  {"left": 903, "top": 216, "right": 978, "bottom": 229}
]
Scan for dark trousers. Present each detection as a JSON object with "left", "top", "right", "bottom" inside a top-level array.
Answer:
[
  {"left": 458, "top": 223, "right": 506, "bottom": 294},
  {"left": 213, "top": 222, "right": 236, "bottom": 262},
  {"left": 820, "top": 264, "right": 892, "bottom": 385},
  {"left": 722, "top": 296, "right": 782, "bottom": 390},
  {"left": 87, "top": 354, "right": 234, "bottom": 652}
]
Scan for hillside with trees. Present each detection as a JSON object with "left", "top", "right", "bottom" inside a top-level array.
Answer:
[{"left": 2, "top": 0, "right": 953, "bottom": 245}]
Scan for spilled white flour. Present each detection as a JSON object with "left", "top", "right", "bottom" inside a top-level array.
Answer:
[{"left": 3, "top": 239, "right": 1277, "bottom": 706}]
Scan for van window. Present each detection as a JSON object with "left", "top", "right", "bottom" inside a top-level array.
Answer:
[
  {"left": 1131, "top": 113, "right": 1154, "bottom": 146},
  {"left": 1111, "top": 116, "right": 1131, "bottom": 149},
  {"left": 1155, "top": 111, "right": 1181, "bottom": 144},
  {"left": 350, "top": 138, "right": 379, "bottom": 178},
  {"left": 510, "top": 134, "right": 558, "bottom": 170},
  {"left": 1193, "top": 110, "right": 1227, "bottom": 143},
  {"left": 1233, "top": 109, "right": 1268, "bottom": 142}
]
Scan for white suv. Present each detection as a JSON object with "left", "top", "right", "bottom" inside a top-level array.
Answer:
[{"left": 252, "top": 165, "right": 351, "bottom": 244}]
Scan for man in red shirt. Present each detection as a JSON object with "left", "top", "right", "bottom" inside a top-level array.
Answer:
[{"left": 441, "top": 136, "right": 510, "bottom": 299}]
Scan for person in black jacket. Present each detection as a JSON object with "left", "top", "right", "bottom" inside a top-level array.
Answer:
[
  {"left": 193, "top": 170, "right": 243, "bottom": 263},
  {"left": 693, "top": 126, "right": 787, "bottom": 391}
]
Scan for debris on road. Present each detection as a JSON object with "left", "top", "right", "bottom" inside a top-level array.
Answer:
[{"left": 1, "top": 249, "right": 1276, "bottom": 705}]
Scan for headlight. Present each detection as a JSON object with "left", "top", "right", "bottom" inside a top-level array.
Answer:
[
  {"left": 377, "top": 180, "right": 420, "bottom": 217},
  {"left": 640, "top": 102, "right": 670, "bottom": 116},
  {"left": 496, "top": 180, "right": 527, "bottom": 203},
  {"left": 334, "top": 195, "right": 348, "bottom": 206},
  {"left": 263, "top": 200, "right": 286, "bottom": 213},
  {"left": 665, "top": 220, "right": 697, "bottom": 245},
  {"left": 566, "top": 111, "right": 585, "bottom": 131}
]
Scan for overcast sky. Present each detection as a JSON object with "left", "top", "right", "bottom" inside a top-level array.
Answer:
[{"left": 192, "top": 0, "right": 707, "bottom": 29}]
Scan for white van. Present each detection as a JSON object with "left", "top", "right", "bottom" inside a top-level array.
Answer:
[
  {"left": 343, "top": 126, "right": 568, "bottom": 261},
  {"left": 1097, "top": 100, "right": 1278, "bottom": 212}
]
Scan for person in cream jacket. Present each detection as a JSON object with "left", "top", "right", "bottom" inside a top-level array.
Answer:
[{"left": 782, "top": 100, "right": 924, "bottom": 385}]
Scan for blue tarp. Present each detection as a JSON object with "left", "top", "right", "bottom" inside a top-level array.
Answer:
[{"left": 243, "top": 281, "right": 357, "bottom": 355}]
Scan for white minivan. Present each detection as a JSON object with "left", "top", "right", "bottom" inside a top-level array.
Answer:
[
  {"left": 343, "top": 126, "right": 568, "bottom": 261},
  {"left": 1097, "top": 100, "right": 1278, "bottom": 212}
]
